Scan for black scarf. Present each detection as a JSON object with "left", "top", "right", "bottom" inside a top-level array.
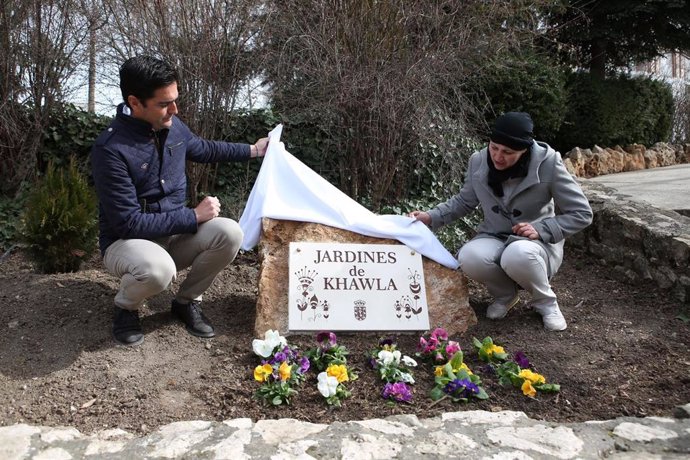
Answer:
[{"left": 486, "top": 146, "right": 531, "bottom": 197}]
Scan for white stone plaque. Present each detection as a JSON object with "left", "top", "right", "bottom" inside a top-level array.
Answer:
[{"left": 288, "top": 242, "right": 429, "bottom": 331}]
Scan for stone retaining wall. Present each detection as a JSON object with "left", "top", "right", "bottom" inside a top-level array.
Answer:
[
  {"left": 570, "top": 180, "right": 690, "bottom": 303},
  {"left": 564, "top": 142, "right": 690, "bottom": 177}
]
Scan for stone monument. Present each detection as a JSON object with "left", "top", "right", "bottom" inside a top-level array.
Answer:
[{"left": 254, "top": 218, "right": 475, "bottom": 337}]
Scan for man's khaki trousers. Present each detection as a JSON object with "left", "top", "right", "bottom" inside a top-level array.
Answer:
[{"left": 103, "top": 218, "right": 243, "bottom": 310}]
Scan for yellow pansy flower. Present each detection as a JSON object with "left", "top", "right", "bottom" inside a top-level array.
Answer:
[
  {"left": 519, "top": 369, "right": 545, "bottom": 385},
  {"left": 521, "top": 380, "right": 536, "bottom": 397},
  {"left": 279, "top": 361, "right": 292, "bottom": 381},
  {"left": 489, "top": 344, "right": 505, "bottom": 355},
  {"left": 254, "top": 363, "right": 273, "bottom": 382},
  {"left": 434, "top": 366, "right": 444, "bottom": 376},
  {"left": 457, "top": 362, "right": 473, "bottom": 375},
  {"left": 327, "top": 364, "right": 349, "bottom": 383}
]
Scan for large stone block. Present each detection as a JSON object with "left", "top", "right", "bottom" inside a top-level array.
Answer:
[
  {"left": 585, "top": 146, "right": 604, "bottom": 177},
  {"left": 604, "top": 147, "right": 626, "bottom": 174},
  {"left": 254, "top": 218, "right": 475, "bottom": 337},
  {"left": 563, "top": 148, "right": 586, "bottom": 177},
  {"left": 650, "top": 142, "right": 677, "bottom": 167}
]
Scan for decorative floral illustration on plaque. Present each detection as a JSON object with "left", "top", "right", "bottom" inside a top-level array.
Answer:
[
  {"left": 393, "top": 268, "right": 424, "bottom": 320},
  {"left": 322, "top": 300, "right": 330, "bottom": 319},
  {"left": 353, "top": 300, "right": 367, "bottom": 321},
  {"left": 294, "top": 266, "right": 331, "bottom": 322},
  {"left": 295, "top": 267, "right": 318, "bottom": 320}
]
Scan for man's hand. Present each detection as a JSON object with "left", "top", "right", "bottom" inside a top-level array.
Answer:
[
  {"left": 251, "top": 137, "right": 269, "bottom": 158},
  {"left": 512, "top": 222, "right": 540, "bottom": 240},
  {"left": 194, "top": 196, "right": 221, "bottom": 223},
  {"left": 408, "top": 210, "right": 432, "bottom": 226}
]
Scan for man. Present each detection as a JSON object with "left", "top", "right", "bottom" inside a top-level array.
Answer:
[
  {"left": 91, "top": 55, "right": 268, "bottom": 346},
  {"left": 410, "top": 112, "right": 592, "bottom": 331}
]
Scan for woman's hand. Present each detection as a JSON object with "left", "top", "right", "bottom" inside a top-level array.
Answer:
[
  {"left": 408, "top": 210, "right": 431, "bottom": 226},
  {"left": 512, "top": 222, "right": 540, "bottom": 240}
]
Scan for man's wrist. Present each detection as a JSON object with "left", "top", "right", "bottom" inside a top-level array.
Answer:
[{"left": 250, "top": 144, "right": 258, "bottom": 157}]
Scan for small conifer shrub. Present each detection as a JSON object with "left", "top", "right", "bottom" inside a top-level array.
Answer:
[{"left": 22, "top": 157, "right": 97, "bottom": 273}]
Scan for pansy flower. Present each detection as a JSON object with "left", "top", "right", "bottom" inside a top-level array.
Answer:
[
  {"left": 518, "top": 369, "right": 545, "bottom": 385},
  {"left": 317, "top": 372, "right": 339, "bottom": 397},
  {"left": 327, "top": 364, "right": 349, "bottom": 383},
  {"left": 253, "top": 363, "right": 273, "bottom": 382},
  {"left": 252, "top": 329, "right": 287, "bottom": 358},
  {"left": 316, "top": 331, "right": 337, "bottom": 350},
  {"left": 521, "top": 379, "right": 536, "bottom": 397},
  {"left": 514, "top": 351, "right": 530, "bottom": 369},
  {"left": 443, "top": 378, "right": 480, "bottom": 399},
  {"left": 417, "top": 328, "right": 462, "bottom": 363},
  {"left": 279, "top": 361, "right": 292, "bottom": 381},
  {"left": 382, "top": 382, "right": 412, "bottom": 402},
  {"left": 431, "top": 327, "right": 448, "bottom": 341}
]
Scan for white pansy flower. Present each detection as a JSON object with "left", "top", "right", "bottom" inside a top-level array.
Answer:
[
  {"left": 401, "top": 355, "right": 417, "bottom": 367},
  {"left": 377, "top": 350, "right": 402, "bottom": 366},
  {"left": 400, "top": 372, "right": 415, "bottom": 384},
  {"left": 317, "top": 372, "right": 339, "bottom": 397},
  {"left": 252, "top": 329, "right": 287, "bottom": 357},
  {"left": 377, "top": 350, "right": 392, "bottom": 365},
  {"left": 377, "top": 349, "right": 401, "bottom": 366}
]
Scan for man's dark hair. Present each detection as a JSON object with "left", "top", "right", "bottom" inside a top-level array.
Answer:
[{"left": 120, "top": 56, "right": 178, "bottom": 107}]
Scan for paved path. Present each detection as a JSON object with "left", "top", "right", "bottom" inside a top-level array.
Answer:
[
  {"left": 587, "top": 164, "right": 690, "bottom": 214},
  {"left": 2, "top": 405, "right": 689, "bottom": 459}
]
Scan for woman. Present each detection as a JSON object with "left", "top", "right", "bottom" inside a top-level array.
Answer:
[{"left": 410, "top": 112, "right": 592, "bottom": 331}]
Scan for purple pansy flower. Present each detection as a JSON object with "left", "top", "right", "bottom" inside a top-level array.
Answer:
[
  {"left": 443, "top": 378, "right": 480, "bottom": 399},
  {"left": 379, "top": 337, "right": 395, "bottom": 347},
  {"left": 298, "top": 356, "right": 311, "bottom": 374},
  {"left": 514, "top": 351, "right": 530, "bottom": 369},
  {"left": 382, "top": 382, "right": 413, "bottom": 402},
  {"left": 271, "top": 351, "right": 287, "bottom": 364},
  {"left": 316, "top": 331, "right": 337, "bottom": 350}
]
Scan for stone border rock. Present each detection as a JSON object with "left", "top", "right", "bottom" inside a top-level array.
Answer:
[{"left": 3, "top": 405, "right": 689, "bottom": 459}]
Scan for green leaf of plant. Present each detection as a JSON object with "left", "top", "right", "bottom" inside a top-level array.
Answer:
[
  {"left": 537, "top": 383, "right": 560, "bottom": 393},
  {"left": 430, "top": 387, "right": 445, "bottom": 401},
  {"left": 449, "top": 351, "right": 464, "bottom": 369},
  {"left": 475, "top": 388, "right": 490, "bottom": 400}
]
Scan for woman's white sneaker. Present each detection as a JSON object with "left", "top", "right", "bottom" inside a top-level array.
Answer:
[
  {"left": 486, "top": 294, "right": 520, "bottom": 320},
  {"left": 535, "top": 302, "right": 567, "bottom": 331}
]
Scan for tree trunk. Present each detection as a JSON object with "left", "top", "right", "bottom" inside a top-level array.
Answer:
[
  {"left": 590, "top": 38, "right": 607, "bottom": 79},
  {"left": 87, "top": 21, "right": 96, "bottom": 113}
]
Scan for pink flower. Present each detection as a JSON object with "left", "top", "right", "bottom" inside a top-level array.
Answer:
[
  {"left": 445, "top": 341, "right": 461, "bottom": 356},
  {"left": 418, "top": 337, "right": 428, "bottom": 351},
  {"left": 431, "top": 328, "right": 448, "bottom": 341}
]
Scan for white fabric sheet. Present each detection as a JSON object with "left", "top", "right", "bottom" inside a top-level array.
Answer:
[{"left": 238, "top": 125, "right": 460, "bottom": 270}]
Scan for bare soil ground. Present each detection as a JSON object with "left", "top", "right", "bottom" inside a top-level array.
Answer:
[{"left": 0, "top": 247, "right": 688, "bottom": 435}]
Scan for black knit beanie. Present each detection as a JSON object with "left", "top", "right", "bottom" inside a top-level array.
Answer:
[{"left": 490, "top": 112, "right": 534, "bottom": 150}]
